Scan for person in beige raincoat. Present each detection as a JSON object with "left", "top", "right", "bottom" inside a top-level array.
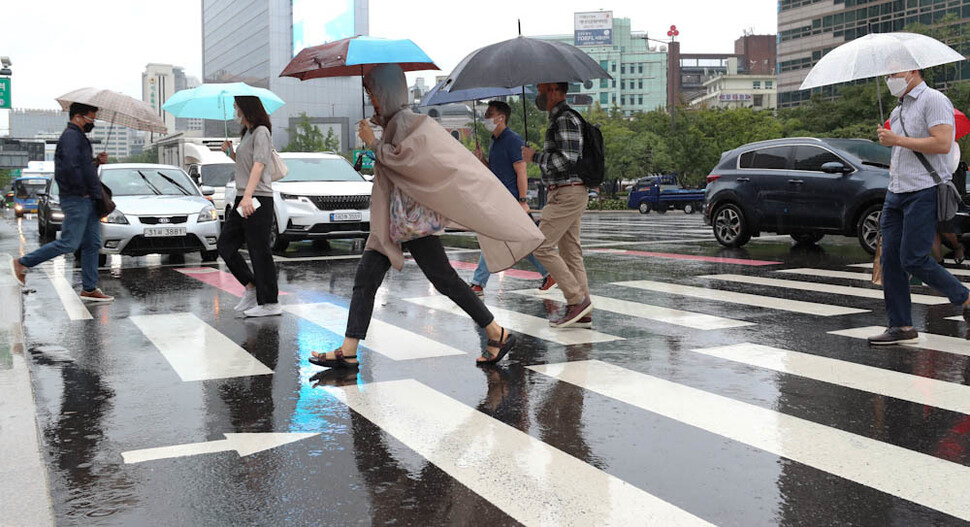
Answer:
[{"left": 309, "top": 64, "right": 545, "bottom": 368}]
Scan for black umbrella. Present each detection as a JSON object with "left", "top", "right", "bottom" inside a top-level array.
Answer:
[{"left": 441, "top": 35, "right": 611, "bottom": 143}]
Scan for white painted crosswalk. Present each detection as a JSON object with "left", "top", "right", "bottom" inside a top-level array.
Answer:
[
  {"left": 130, "top": 313, "right": 273, "bottom": 382},
  {"left": 851, "top": 262, "right": 970, "bottom": 278},
  {"left": 692, "top": 343, "right": 970, "bottom": 415},
  {"left": 777, "top": 268, "right": 877, "bottom": 282},
  {"left": 702, "top": 274, "right": 951, "bottom": 305},
  {"left": 529, "top": 360, "right": 970, "bottom": 522},
  {"left": 283, "top": 303, "right": 467, "bottom": 360},
  {"left": 829, "top": 326, "right": 970, "bottom": 358},
  {"left": 405, "top": 295, "right": 623, "bottom": 345},
  {"left": 328, "top": 379, "right": 713, "bottom": 526},
  {"left": 44, "top": 260, "right": 92, "bottom": 321},
  {"left": 615, "top": 280, "right": 867, "bottom": 316},
  {"left": 511, "top": 288, "right": 754, "bottom": 330}
]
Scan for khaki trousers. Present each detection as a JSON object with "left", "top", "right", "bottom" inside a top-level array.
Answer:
[{"left": 534, "top": 185, "right": 589, "bottom": 305}]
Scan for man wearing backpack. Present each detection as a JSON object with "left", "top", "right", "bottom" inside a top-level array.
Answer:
[{"left": 523, "top": 82, "right": 593, "bottom": 328}]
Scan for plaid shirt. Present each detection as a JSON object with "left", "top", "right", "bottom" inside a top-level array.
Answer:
[{"left": 534, "top": 101, "right": 583, "bottom": 186}]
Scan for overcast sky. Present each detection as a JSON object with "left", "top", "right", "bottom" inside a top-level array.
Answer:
[{"left": 5, "top": 0, "right": 778, "bottom": 111}]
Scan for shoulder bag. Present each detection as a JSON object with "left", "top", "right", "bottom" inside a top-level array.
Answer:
[{"left": 96, "top": 182, "right": 116, "bottom": 219}]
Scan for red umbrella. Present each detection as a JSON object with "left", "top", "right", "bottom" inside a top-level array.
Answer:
[{"left": 884, "top": 108, "right": 970, "bottom": 140}]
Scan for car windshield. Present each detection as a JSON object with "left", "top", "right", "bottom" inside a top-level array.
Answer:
[
  {"left": 101, "top": 168, "right": 200, "bottom": 196},
  {"left": 15, "top": 179, "right": 48, "bottom": 199},
  {"left": 822, "top": 139, "right": 891, "bottom": 168},
  {"left": 281, "top": 157, "right": 365, "bottom": 182},
  {"left": 200, "top": 163, "right": 235, "bottom": 187}
]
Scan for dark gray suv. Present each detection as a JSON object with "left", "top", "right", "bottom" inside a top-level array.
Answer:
[{"left": 703, "top": 137, "right": 891, "bottom": 254}]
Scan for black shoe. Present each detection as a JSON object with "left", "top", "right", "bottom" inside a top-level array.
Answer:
[
  {"left": 963, "top": 304, "right": 970, "bottom": 324},
  {"left": 867, "top": 327, "right": 919, "bottom": 346}
]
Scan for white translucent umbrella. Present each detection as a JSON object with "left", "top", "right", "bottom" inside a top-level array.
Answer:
[
  {"left": 56, "top": 87, "right": 167, "bottom": 133},
  {"left": 799, "top": 32, "right": 965, "bottom": 122}
]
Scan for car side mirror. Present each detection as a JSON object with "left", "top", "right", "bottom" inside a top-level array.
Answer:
[
  {"left": 200, "top": 185, "right": 216, "bottom": 196},
  {"left": 821, "top": 161, "right": 851, "bottom": 174}
]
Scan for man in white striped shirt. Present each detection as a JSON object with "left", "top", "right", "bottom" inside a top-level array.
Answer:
[{"left": 869, "top": 69, "right": 970, "bottom": 345}]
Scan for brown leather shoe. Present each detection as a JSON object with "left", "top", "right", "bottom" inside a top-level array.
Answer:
[
  {"left": 550, "top": 297, "right": 592, "bottom": 328},
  {"left": 538, "top": 275, "right": 557, "bottom": 291},
  {"left": 79, "top": 288, "right": 114, "bottom": 303},
  {"left": 10, "top": 257, "right": 25, "bottom": 287}
]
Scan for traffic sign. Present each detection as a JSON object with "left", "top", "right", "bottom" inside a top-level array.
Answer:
[
  {"left": 0, "top": 77, "right": 10, "bottom": 109},
  {"left": 353, "top": 149, "right": 374, "bottom": 170}
]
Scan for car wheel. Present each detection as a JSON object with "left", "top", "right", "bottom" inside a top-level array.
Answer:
[
  {"left": 638, "top": 201, "right": 651, "bottom": 214},
  {"left": 712, "top": 203, "right": 751, "bottom": 248},
  {"left": 200, "top": 250, "right": 219, "bottom": 262},
  {"left": 857, "top": 203, "right": 882, "bottom": 255},
  {"left": 791, "top": 232, "right": 825, "bottom": 245},
  {"left": 270, "top": 214, "right": 289, "bottom": 252},
  {"left": 683, "top": 203, "right": 696, "bottom": 215}
]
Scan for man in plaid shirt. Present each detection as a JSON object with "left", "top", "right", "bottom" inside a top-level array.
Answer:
[{"left": 523, "top": 82, "right": 592, "bottom": 328}]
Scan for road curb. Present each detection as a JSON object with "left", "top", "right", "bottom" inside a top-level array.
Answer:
[{"left": 0, "top": 262, "right": 55, "bottom": 526}]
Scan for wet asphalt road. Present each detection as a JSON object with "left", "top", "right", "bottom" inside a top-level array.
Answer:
[{"left": 5, "top": 209, "right": 970, "bottom": 526}]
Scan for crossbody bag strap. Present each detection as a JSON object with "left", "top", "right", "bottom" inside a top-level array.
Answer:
[{"left": 898, "top": 105, "right": 943, "bottom": 185}]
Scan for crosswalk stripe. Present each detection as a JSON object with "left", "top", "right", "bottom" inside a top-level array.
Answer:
[
  {"left": 615, "top": 280, "right": 867, "bottom": 316},
  {"left": 511, "top": 288, "right": 754, "bottom": 330},
  {"left": 130, "top": 313, "right": 273, "bottom": 382},
  {"left": 405, "top": 295, "right": 623, "bottom": 345},
  {"left": 829, "top": 326, "right": 970, "bottom": 357},
  {"left": 328, "top": 379, "right": 712, "bottom": 526},
  {"left": 852, "top": 262, "right": 970, "bottom": 277},
  {"left": 777, "top": 268, "right": 877, "bottom": 281},
  {"left": 529, "top": 360, "right": 970, "bottom": 521},
  {"left": 591, "top": 249, "right": 781, "bottom": 266},
  {"left": 692, "top": 343, "right": 970, "bottom": 415},
  {"left": 702, "top": 274, "right": 950, "bottom": 305},
  {"left": 44, "top": 264, "right": 92, "bottom": 321},
  {"left": 283, "top": 303, "right": 466, "bottom": 360}
]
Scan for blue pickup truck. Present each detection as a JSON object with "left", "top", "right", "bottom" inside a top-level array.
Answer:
[{"left": 626, "top": 175, "right": 706, "bottom": 214}]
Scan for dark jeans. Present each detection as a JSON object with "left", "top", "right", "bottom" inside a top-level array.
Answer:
[
  {"left": 20, "top": 196, "right": 101, "bottom": 291},
  {"left": 881, "top": 186, "right": 969, "bottom": 327},
  {"left": 346, "top": 235, "right": 494, "bottom": 339},
  {"left": 218, "top": 196, "right": 278, "bottom": 305}
]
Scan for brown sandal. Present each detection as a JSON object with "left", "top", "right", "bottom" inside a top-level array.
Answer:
[{"left": 477, "top": 328, "right": 516, "bottom": 365}]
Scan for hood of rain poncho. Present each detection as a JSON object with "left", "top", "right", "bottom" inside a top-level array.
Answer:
[{"left": 364, "top": 64, "right": 408, "bottom": 126}]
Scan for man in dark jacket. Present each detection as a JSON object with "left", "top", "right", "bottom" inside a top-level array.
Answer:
[{"left": 11, "top": 102, "right": 113, "bottom": 302}]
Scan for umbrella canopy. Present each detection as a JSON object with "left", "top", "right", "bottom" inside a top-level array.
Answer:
[
  {"left": 800, "top": 32, "right": 965, "bottom": 90},
  {"left": 161, "top": 82, "right": 286, "bottom": 121},
  {"left": 418, "top": 81, "right": 530, "bottom": 107},
  {"left": 441, "top": 36, "right": 611, "bottom": 92},
  {"left": 280, "top": 35, "right": 438, "bottom": 80},
  {"left": 56, "top": 87, "right": 167, "bottom": 133},
  {"left": 884, "top": 108, "right": 970, "bottom": 139}
]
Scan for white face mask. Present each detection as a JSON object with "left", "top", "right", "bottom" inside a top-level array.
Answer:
[
  {"left": 233, "top": 111, "right": 243, "bottom": 125},
  {"left": 885, "top": 75, "right": 910, "bottom": 97},
  {"left": 483, "top": 116, "right": 499, "bottom": 133}
]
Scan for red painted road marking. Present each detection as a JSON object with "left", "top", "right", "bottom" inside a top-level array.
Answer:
[
  {"left": 176, "top": 268, "right": 290, "bottom": 297},
  {"left": 587, "top": 249, "right": 782, "bottom": 267},
  {"left": 448, "top": 260, "right": 543, "bottom": 280}
]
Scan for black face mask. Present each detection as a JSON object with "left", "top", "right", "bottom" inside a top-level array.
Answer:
[
  {"left": 82, "top": 122, "right": 94, "bottom": 133},
  {"left": 535, "top": 93, "right": 548, "bottom": 112}
]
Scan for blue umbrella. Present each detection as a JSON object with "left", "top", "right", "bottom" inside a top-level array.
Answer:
[{"left": 162, "top": 82, "right": 286, "bottom": 137}]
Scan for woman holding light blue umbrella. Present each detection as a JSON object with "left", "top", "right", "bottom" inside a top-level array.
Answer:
[{"left": 162, "top": 82, "right": 286, "bottom": 139}]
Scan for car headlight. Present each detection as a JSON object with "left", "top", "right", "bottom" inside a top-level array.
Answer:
[
  {"left": 101, "top": 210, "right": 128, "bottom": 224},
  {"left": 198, "top": 205, "right": 219, "bottom": 223},
  {"left": 280, "top": 193, "right": 300, "bottom": 201}
]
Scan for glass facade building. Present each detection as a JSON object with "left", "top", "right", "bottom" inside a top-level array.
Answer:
[
  {"left": 202, "top": 0, "right": 370, "bottom": 150},
  {"left": 778, "top": 0, "right": 970, "bottom": 107}
]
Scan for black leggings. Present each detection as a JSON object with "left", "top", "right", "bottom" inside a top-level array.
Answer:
[
  {"left": 346, "top": 236, "right": 494, "bottom": 339},
  {"left": 218, "top": 196, "right": 279, "bottom": 305}
]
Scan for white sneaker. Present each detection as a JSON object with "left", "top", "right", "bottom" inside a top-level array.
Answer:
[
  {"left": 235, "top": 288, "right": 258, "bottom": 312},
  {"left": 244, "top": 303, "right": 283, "bottom": 318}
]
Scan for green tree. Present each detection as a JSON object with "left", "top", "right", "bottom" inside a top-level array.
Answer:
[
  {"left": 121, "top": 145, "right": 158, "bottom": 164},
  {"left": 322, "top": 127, "right": 341, "bottom": 152},
  {"left": 283, "top": 112, "right": 326, "bottom": 152}
]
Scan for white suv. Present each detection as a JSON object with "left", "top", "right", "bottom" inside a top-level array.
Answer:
[{"left": 224, "top": 152, "right": 372, "bottom": 251}]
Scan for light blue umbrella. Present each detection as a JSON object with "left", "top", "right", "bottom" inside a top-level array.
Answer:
[{"left": 162, "top": 82, "right": 286, "bottom": 137}]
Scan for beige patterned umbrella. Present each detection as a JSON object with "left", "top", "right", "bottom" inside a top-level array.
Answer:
[{"left": 56, "top": 87, "right": 167, "bottom": 134}]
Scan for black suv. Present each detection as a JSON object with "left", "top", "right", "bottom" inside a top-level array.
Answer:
[{"left": 704, "top": 137, "right": 891, "bottom": 254}]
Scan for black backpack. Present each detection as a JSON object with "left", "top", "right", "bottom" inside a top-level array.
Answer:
[{"left": 549, "top": 107, "right": 606, "bottom": 188}]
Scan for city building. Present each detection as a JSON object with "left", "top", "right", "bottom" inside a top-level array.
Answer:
[
  {"left": 669, "top": 33, "right": 776, "bottom": 107},
  {"left": 777, "top": 1, "right": 970, "bottom": 107},
  {"left": 689, "top": 58, "right": 777, "bottom": 109},
  {"left": 201, "top": 0, "right": 371, "bottom": 151},
  {"left": 532, "top": 14, "right": 668, "bottom": 116},
  {"left": 10, "top": 108, "right": 137, "bottom": 159}
]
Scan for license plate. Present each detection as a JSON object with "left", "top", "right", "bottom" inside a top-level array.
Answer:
[
  {"left": 331, "top": 212, "right": 362, "bottom": 222},
  {"left": 144, "top": 227, "right": 187, "bottom": 237}
]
